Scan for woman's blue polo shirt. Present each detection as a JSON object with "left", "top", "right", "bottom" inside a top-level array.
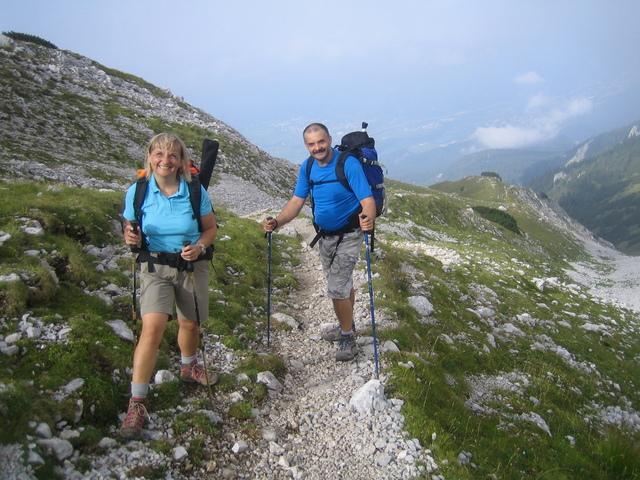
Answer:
[{"left": 122, "top": 175, "right": 213, "bottom": 253}]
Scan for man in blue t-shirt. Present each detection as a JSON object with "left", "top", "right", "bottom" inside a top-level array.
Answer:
[{"left": 263, "top": 123, "right": 375, "bottom": 361}]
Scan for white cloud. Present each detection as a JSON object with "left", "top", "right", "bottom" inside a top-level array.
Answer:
[
  {"left": 526, "top": 93, "right": 550, "bottom": 110},
  {"left": 473, "top": 96, "right": 593, "bottom": 149},
  {"left": 515, "top": 71, "right": 544, "bottom": 85},
  {"left": 473, "top": 125, "right": 546, "bottom": 149}
]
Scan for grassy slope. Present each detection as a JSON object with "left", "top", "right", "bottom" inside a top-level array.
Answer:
[
  {"left": 0, "top": 180, "right": 295, "bottom": 476},
  {"left": 371, "top": 179, "right": 640, "bottom": 479}
]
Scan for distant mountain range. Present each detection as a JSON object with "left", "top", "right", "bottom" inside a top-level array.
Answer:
[{"left": 527, "top": 122, "right": 640, "bottom": 255}]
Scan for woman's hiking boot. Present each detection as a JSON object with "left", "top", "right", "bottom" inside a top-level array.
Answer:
[
  {"left": 180, "top": 359, "right": 219, "bottom": 386},
  {"left": 120, "top": 397, "right": 150, "bottom": 440},
  {"left": 335, "top": 334, "right": 357, "bottom": 361}
]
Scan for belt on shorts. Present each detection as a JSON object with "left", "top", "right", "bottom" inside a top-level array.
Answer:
[
  {"left": 136, "top": 249, "right": 212, "bottom": 273},
  {"left": 310, "top": 227, "right": 359, "bottom": 268}
]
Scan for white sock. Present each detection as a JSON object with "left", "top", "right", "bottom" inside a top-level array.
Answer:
[{"left": 181, "top": 354, "right": 197, "bottom": 365}]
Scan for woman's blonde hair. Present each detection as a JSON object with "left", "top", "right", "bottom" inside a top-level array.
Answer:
[{"left": 144, "top": 133, "right": 192, "bottom": 181}]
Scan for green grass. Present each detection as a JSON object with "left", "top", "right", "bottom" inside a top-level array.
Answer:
[
  {"left": 371, "top": 187, "right": 640, "bottom": 479},
  {"left": 0, "top": 180, "right": 294, "bottom": 474}
]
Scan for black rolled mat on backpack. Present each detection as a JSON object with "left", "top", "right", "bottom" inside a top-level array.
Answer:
[{"left": 199, "top": 139, "right": 219, "bottom": 190}]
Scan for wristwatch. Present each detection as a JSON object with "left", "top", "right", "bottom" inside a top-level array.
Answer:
[{"left": 196, "top": 242, "right": 206, "bottom": 254}]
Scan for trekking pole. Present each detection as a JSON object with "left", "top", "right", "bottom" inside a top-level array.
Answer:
[
  {"left": 129, "top": 221, "right": 140, "bottom": 337},
  {"left": 266, "top": 230, "right": 273, "bottom": 347},
  {"left": 364, "top": 232, "right": 380, "bottom": 379},
  {"left": 129, "top": 221, "right": 139, "bottom": 318},
  {"left": 183, "top": 242, "right": 214, "bottom": 402}
]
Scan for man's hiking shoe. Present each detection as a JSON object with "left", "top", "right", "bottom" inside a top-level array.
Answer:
[
  {"left": 120, "top": 398, "right": 149, "bottom": 440},
  {"left": 180, "top": 360, "right": 218, "bottom": 386},
  {"left": 321, "top": 325, "right": 341, "bottom": 342},
  {"left": 335, "top": 334, "right": 357, "bottom": 361},
  {"left": 322, "top": 324, "right": 357, "bottom": 342}
]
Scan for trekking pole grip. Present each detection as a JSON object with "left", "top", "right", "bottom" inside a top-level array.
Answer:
[{"left": 129, "top": 220, "right": 140, "bottom": 253}]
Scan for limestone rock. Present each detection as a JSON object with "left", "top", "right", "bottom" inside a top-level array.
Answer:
[
  {"left": 272, "top": 312, "right": 299, "bottom": 329},
  {"left": 154, "top": 370, "right": 176, "bottom": 384},
  {"left": 37, "top": 438, "right": 74, "bottom": 461},
  {"left": 349, "top": 379, "right": 388, "bottom": 414},
  {"left": 408, "top": 296, "right": 434, "bottom": 317},
  {"left": 106, "top": 320, "right": 135, "bottom": 342},
  {"left": 257, "top": 371, "right": 283, "bottom": 392}
]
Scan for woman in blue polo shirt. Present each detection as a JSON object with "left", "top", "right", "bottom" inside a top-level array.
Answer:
[{"left": 120, "top": 133, "right": 217, "bottom": 439}]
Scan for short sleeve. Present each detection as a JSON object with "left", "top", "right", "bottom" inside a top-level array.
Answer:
[
  {"left": 293, "top": 158, "right": 311, "bottom": 199},
  {"left": 122, "top": 183, "right": 137, "bottom": 221},
  {"left": 199, "top": 185, "right": 213, "bottom": 215}
]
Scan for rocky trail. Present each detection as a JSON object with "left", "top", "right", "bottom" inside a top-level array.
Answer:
[{"left": 238, "top": 218, "right": 438, "bottom": 479}]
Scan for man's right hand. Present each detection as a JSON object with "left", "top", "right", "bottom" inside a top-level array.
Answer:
[{"left": 263, "top": 216, "right": 279, "bottom": 232}]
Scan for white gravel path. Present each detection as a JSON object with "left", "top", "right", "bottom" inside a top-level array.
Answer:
[
  {"left": 566, "top": 235, "right": 640, "bottom": 313},
  {"left": 244, "top": 217, "right": 439, "bottom": 479}
]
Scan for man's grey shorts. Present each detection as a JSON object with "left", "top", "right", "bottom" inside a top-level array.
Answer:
[
  {"left": 318, "top": 229, "right": 363, "bottom": 299},
  {"left": 139, "top": 260, "right": 209, "bottom": 322}
]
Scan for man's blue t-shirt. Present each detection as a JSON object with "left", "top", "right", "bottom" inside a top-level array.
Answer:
[
  {"left": 294, "top": 149, "right": 372, "bottom": 231},
  {"left": 122, "top": 175, "right": 213, "bottom": 252}
]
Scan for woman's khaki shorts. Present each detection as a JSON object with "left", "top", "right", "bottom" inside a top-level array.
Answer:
[
  {"left": 139, "top": 260, "right": 209, "bottom": 322},
  {"left": 318, "top": 230, "right": 363, "bottom": 299}
]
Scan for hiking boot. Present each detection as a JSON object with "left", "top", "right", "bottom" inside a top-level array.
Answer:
[
  {"left": 120, "top": 397, "right": 149, "bottom": 440},
  {"left": 335, "top": 334, "right": 357, "bottom": 362},
  {"left": 321, "top": 325, "right": 341, "bottom": 342},
  {"left": 321, "top": 323, "right": 357, "bottom": 342},
  {"left": 180, "top": 360, "right": 219, "bottom": 386}
]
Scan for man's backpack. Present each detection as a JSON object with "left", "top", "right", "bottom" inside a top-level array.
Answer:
[{"left": 305, "top": 122, "right": 386, "bottom": 218}]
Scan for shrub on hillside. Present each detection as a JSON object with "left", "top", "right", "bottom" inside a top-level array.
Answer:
[
  {"left": 3, "top": 31, "right": 58, "bottom": 49},
  {"left": 472, "top": 205, "right": 521, "bottom": 234},
  {"left": 481, "top": 171, "right": 502, "bottom": 181}
]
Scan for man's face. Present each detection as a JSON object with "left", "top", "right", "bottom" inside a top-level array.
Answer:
[{"left": 304, "top": 129, "right": 332, "bottom": 163}]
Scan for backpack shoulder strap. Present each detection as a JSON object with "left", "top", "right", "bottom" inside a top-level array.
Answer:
[
  {"left": 133, "top": 177, "right": 149, "bottom": 250},
  {"left": 133, "top": 177, "right": 148, "bottom": 225},
  {"left": 335, "top": 149, "right": 356, "bottom": 192},
  {"left": 188, "top": 177, "right": 203, "bottom": 232},
  {"left": 305, "top": 157, "right": 315, "bottom": 186}
]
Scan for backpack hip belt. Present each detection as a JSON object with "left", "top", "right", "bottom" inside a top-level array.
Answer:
[{"left": 137, "top": 249, "right": 213, "bottom": 273}]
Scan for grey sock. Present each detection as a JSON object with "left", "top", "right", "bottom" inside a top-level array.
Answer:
[{"left": 131, "top": 382, "right": 149, "bottom": 399}]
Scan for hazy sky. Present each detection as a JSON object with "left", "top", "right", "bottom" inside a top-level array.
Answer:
[{"left": 3, "top": 0, "right": 640, "bottom": 164}]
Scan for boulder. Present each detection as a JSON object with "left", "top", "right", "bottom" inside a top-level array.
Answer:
[
  {"left": 349, "top": 379, "right": 388, "bottom": 414},
  {"left": 408, "top": 296, "right": 434, "bottom": 317},
  {"left": 257, "top": 371, "right": 283, "bottom": 392}
]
